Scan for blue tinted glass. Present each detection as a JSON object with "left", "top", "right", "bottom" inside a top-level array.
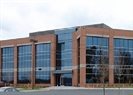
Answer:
[
  {"left": 55, "top": 28, "right": 74, "bottom": 71},
  {"left": 35, "top": 43, "right": 51, "bottom": 83},
  {"left": 18, "top": 45, "right": 31, "bottom": 83},
  {"left": 102, "top": 38, "right": 108, "bottom": 46},
  {"left": 97, "top": 37, "right": 102, "bottom": 45},
  {"left": 123, "top": 39, "right": 128, "bottom": 48},
  {"left": 115, "top": 39, "right": 120, "bottom": 47},
  {"left": 119, "top": 39, "right": 123, "bottom": 47},
  {"left": 86, "top": 36, "right": 109, "bottom": 83},
  {"left": 2, "top": 47, "right": 14, "bottom": 83},
  {"left": 55, "top": 27, "right": 74, "bottom": 86},
  {"left": 129, "top": 40, "right": 133, "bottom": 49},
  {"left": 65, "top": 41, "right": 72, "bottom": 49},
  {"left": 114, "top": 38, "right": 133, "bottom": 83},
  {"left": 86, "top": 36, "right": 92, "bottom": 46},
  {"left": 93, "top": 37, "right": 98, "bottom": 45}
]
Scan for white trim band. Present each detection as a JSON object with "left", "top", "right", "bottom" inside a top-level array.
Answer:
[
  {"left": 17, "top": 43, "right": 32, "bottom": 46},
  {"left": 114, "top": 36, "right": 133, "bottom": 39},
  {"left": 35, "top": 41, "right": 51, "bottom": 45},
  {"left": 0, "top": 45, "right": 14, "bottom": 48},
  {"left": 86, "top": 34, "right": 109, "bottom": 37}
]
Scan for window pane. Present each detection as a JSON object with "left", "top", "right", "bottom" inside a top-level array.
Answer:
[
  {"left": 2, "top": 47, "right": 14, "bottom": 83},
  {"left": 18, "top": 45, "right": 32, "bottom": 83},
  {"left": 35, "top": 43, "right": 51, "bottom": 83},
  {"left": 86, "top": 36, "right": 109, "bottom": 83},
  {"left": 114, "top": 38, "right": 133, "bottom": 83}
]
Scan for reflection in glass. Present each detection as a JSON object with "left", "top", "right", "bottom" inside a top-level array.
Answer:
[
  {"left": 1, "top": 47, "right": 14, "bottom": 83},
  {"left": 18, "top": 45, "right": 32, "bottom": 83},
  {"left": 114, "top": 39, "right": 133, "bottom": 83},
  {"left": 86, "top": 36, "right": 109, "bottom": 83},
  {"left": 35, "top": 43, "right": 51, "bottom": 83}
]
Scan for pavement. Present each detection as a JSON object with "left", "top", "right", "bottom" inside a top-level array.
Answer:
[
  {"left": 20, "top": 86, "right": 133, "bottom": 92},
  {"left": 0, "top": 86, "right": 133, "bottom": 95},
  {"left": 20, "top": 86, "right": 88, "bottom": 92}
]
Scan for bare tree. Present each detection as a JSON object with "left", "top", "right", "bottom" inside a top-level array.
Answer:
[{"left": 99, "top": 49, "right": 109, "bottom": 83}]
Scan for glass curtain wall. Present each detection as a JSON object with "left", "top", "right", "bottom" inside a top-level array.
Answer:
[
  {"left": 86, "top": 36, "right": 109, "bottom": 83},
  {"left": 1, "top": 47, "right": 14, "bottom": 83},
  {"left": 114, "top": 38, "right": 133, "bottom": 83},
  {"left": 18, "top": 45, "right": 32, "bottom": 83},
  {"left": 55, "top": 29, "right": 73, "bottom": 70},
  {"left": 55, "top": 28, "right": 75, "bottom": 86},
  {"left": 35, "top": 43, "right": 51, "bottom": 83}
]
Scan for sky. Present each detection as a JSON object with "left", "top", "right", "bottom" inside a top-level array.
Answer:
[{"left": 0, "top": 0, "right": 133, "bottom": 40}]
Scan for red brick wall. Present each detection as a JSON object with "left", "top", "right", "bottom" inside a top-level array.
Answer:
[
  {"left": 0, "top": 34, "right": 56, "bottom": 87},
  {"left": 73, "top": 27, "right": 133, "bottom": 87}
]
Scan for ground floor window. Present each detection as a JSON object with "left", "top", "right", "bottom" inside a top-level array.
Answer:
[
  {"left": 86, "top": 64, "right": 109, "bottom": 83},
  {"left": 114, "top": 64, "right": 133, "bottom": 83}
]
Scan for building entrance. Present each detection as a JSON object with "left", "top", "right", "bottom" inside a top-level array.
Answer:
[{"left": 55, "top": 74, "right": 72, "bottom": 86}]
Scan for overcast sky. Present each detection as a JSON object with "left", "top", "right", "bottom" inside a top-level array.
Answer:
[{"left": 0, "top": 0, "right": 133, "bottom": 40}]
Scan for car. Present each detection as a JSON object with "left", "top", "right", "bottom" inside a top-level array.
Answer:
[{"left": 0, "top": 87, "right": 19, "bottom": 92}]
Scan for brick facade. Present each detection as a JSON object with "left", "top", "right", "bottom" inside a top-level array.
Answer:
[{"left": 0, "top": 25, "right": 133, "bottom": 88}]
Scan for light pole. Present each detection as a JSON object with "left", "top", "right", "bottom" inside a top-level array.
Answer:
[
  {"left": 102, "top": 64, "right": 105, "bottom": 95},
  {"left": 100, "top": 48, "right": 105, "bottom": 95},
  {"left": 118, "top": 66, "right": 121, "bottom": 95}
]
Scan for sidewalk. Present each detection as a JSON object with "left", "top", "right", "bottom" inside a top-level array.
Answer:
[
  {"left": 19, "top": 86, "right": 133, "bottom": 92},
  {"left": 19, "top": 86, "right": 88, "bottom": 92}
]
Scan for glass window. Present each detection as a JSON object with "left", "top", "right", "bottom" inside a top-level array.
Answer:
[
  {"left": 129, "top": 40, "right": 133, "bottom": 49},
  {"left": 18, "top": 45, "right": 32, "bottom": 83},
  {"left": 86, "top": 36, "right": 93, "bottom": 46},
  {"left": 123, "top": 39, "right": 128, "bottom": 49},
  {"left": 1, "top": 47, "right": 14, "bottom": 83},
  {"left": 102, "top": 38, "right": 108, "bottom": 46},
  {"left": 93, "top": 37, "right": 98, "bottom": 45},
  {"left": 35, "top": 43, "right": 51, "bottom": 83},
  {"left": 114, "top": 38, "right": 133, "bottom": 83},
  {"left": 115, "top": 39, "right": 119, "bottom": 48},
  {"left": 55, "top": 28, "right": 74, "bottom": 86},
  {"left": 86, "top": 36, "right": 109, "bottom": 83},
  {"left": 119, "top": 39, "right": 124, "bottom": 47}
]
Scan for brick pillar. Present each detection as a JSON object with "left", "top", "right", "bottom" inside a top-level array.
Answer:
[
  {"left": 51, "top": 36, "right": 56, "bottom": 86},
  {"left": 80, "top": 35, "right": 86, "bottom": 87},
  {"left": 31, "top": 43, "right": 35, "bottom": 88},
  {"left": 14, "top": 45, "right": 18, "bottom": 87},
  {"left": 109, "top": 35, "right": 114, "bottom": 85},
  {"left": 0, "top": 47, "right": 2, "bottom": 81},
  {"left": 72, "top": 34, "right": 78, "bottom": 86}
]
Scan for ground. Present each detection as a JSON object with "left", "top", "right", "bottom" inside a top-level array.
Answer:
[{"left": 0, "top": 86, "right": 133, "bottom": 95}]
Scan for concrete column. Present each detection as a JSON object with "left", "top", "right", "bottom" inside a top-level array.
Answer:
[
  {"left": 14, "top": 45, "right": 18, "bottom": 86},
  {"left": 80, "top": 35, "right": 86, "bottom": 87},
  {"left": 109, "top": 35, "right": 114, "bottom": 85},
  {"left": 31, "top": 43, "right": 35, "bottom": 88}
]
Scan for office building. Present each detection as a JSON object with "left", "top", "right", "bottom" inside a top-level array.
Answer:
[{"left": 0, "top": 23, "right": 133, "bottom": 87}]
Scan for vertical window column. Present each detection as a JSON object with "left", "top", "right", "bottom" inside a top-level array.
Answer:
[
  {"left": 114, "top": 39, "right": 133, "bottom": 83},
  {"left": 86, "top": 36, "right": 109, "bottom": 84},
  {"left": 35, "top": 43, "right": 51, "bottom": 84},
  {"left": 1, "top": 47, "right": 14, "bottom": 84},
  {"left": 18, "top": 45, "right": 32, "bottom": 84}
]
